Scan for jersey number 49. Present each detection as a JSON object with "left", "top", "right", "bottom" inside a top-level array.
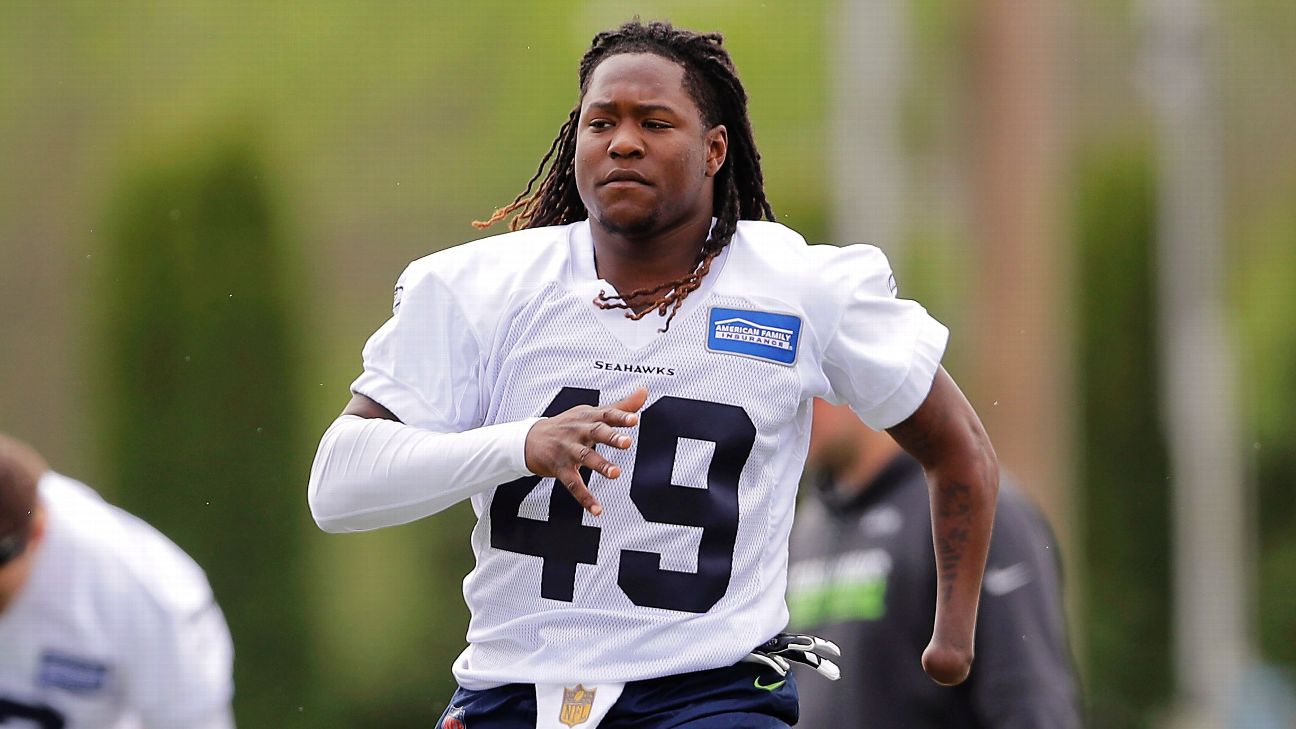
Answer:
[{"left": 490, "top": 387, "right": 756, "bottom": 614}]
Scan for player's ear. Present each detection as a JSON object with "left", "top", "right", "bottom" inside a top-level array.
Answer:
[
  {"left": 26, "top": 507, "right": 46, "bottom": 547},
  {"left": 704, "top": 124, "right": 728, "bottom": 177}
]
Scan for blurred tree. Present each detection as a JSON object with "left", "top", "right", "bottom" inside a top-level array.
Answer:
[
  {"left": 99, "top": 134, "right": 317, "bottom": 727},
  {"left": 1075, "top": 140, "right": 1172, "bottom": 729},
  {"left": 1236, "top": 204, "right": 1296, "bottom": 670}
]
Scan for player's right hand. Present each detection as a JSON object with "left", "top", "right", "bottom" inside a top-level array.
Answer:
[
  {"left": 742, "top": 632, "right": 842, "bottom": 680},
  {"left": 524, "top": 387, "right": 648, "bottom": 516}
]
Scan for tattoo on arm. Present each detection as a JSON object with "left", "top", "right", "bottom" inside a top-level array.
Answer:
[
  {"left": 934, "top": 482, "right": 973, "bottom": 603},
  {"left": 887, "top": 367, "right": 997, "bottom": 612}
]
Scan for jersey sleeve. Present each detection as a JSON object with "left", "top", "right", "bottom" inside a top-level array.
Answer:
[
  {"left": 122, "top": 581, "right": 236, "bottom": 728},
  {"left": 350, "top": 261, "right": 485, "bottom": 431},
  {"left": 817, "top": 245, "right": 949, "bottom": 429},
  {"left": 967, "top": 487, "right": 1082, "bottom": 728}
]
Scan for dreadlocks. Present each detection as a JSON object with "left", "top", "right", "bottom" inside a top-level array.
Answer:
[{"left": 473, "top": 19, "right": 775, "bottom": 331}]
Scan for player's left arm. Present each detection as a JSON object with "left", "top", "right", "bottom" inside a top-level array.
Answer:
[{"left": 886, "top": 366, "right": 998, "bottom": 686}]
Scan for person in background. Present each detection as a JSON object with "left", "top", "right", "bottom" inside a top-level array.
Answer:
[
  {"left": 788, "top": 400, "right": 1081, "bottom": 728},
  {"left": 0, "top": 434, "right": 235, "bottom": 729}
]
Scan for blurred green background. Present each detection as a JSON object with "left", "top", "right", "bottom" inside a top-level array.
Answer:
[{"left": 1, "top": 1, "right": 1294, "bottom": 727}]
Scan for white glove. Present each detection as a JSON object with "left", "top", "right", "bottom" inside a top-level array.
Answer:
[{"left": 742, "top": 632, "right": 842, "bottom": 681}]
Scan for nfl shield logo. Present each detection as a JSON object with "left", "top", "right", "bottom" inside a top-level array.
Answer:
[
  {"left": 440, "top": 705, "right": 467, "bottom": 729},
  {"left": 559, "top": 684, "right": 596, "bottom": 727}
]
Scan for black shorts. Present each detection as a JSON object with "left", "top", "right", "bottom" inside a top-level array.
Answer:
[{"left": 437, "top": 661, "right": 800, "bottom": 728}]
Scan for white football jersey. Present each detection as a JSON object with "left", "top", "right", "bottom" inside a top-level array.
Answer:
[
  {"left": 352, "top": 220, "right": 948, "bottom": 689},
  {"left": 0, "top": 474, "right": 234, "bottom": 729}
]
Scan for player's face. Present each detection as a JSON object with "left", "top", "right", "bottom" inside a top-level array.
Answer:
[{"left": 575, "top": 53, "right": 727, "bottom": 239}]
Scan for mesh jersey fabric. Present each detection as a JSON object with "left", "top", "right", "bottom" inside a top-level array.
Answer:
[{"left": 350, "top": 219, "right": 948, "bottom": 688}]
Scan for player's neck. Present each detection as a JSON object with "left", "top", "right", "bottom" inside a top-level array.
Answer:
[{"left": 589, "top": 214, "right": 713, "bottom": 297}]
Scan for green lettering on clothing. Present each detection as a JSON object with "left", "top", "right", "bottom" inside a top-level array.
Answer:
[{"left": 788, "top": 576, "right": 888, "bottom": 627}]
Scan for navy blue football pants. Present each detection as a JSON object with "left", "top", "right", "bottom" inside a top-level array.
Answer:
[{"left": 436, "top": 662, "right": 800, "bottom": 728}]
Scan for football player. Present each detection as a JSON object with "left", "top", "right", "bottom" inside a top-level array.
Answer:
[
  {"left": 310, "top": 19, "right": 998, "bottom": 729},
  {"left": 0, "top": 434, "right": 235, "bottom": 728}
]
